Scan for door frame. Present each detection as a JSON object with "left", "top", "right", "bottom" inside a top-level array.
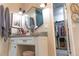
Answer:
[{"left": 64, "top": 4, "right": 76, "bottom": 56}]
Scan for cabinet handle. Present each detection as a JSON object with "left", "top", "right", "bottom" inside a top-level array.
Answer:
[
  {"left": 14, "top": 46, "right": 16, "bottom": 48},
  {"left": 23, "top": 40, "right": 27, "bottom": 42},
  {"left": 11, "top": 40, "right": 14, "bottom": 42}
]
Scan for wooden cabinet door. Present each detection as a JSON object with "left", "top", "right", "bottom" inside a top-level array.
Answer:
[
  {"left": 35, "top": 37, "right": 48, "bottom": 56},
  {"left": 9, "top": 43, "right": 17, "bottom": 56}
]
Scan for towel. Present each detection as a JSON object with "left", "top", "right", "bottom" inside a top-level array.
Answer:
[
  {"left": 4, "top": 7, "right": 10, "bottom": 41},
  {"left": 0, "top": 5, "right": 5, "bottom": 37}
]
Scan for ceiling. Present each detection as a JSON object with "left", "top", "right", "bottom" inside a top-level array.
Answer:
[
  {"left": 1, "top": 3, "right": 41, "bottom": 12},
  {"left": 22, "top": 3, "right": 41, "bottom": 12}
]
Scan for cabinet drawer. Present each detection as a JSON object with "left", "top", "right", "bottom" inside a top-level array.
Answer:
[
  {"left": 17, "top": 39, "right": 35, "bottom": 45},
  {"left": 9, "top": 44, "right": 17, "bottom": 56},
  {"left": 10, "top": 39, "right": 17, "bottom": 43}
]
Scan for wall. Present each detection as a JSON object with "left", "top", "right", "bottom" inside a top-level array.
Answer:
[
  {"left": 47, "top": 4, "right": 56, "bottom": 56},
  {"left": 3, "top": 3, "right": 24, "bottom": 12},
  {"left": 22, "top": 3, "right": 40, "bottom": 12},
  {"left": 0, "top": 37, "right": 9, "bottom": 55}
]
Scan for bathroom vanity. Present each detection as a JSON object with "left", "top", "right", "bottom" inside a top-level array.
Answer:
[
  {"left": 9, "top": 33, "right": 48, "bottom": 56},
  {"left": 9, "top": 6, "right": 49, "bottom": 56}
]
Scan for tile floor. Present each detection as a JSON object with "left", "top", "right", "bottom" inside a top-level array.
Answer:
[{"left": 56, "top": 49, "right": 68, "bottom": 56}]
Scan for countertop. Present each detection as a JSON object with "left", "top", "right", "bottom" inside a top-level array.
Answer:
[{"left": 10, "top": 32, "right": 48, "bottom": 37}]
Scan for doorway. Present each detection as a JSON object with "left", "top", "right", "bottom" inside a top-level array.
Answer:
[{"left": 53, "top": 3, "right": 70, "bottom": 56}]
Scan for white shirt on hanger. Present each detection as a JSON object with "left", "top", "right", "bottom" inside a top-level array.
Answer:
[
  {"left": 12, "top": 11, "right": 30, "bottom": 34},
  {"left": 21, "top": 13, "right": 30, "bottom": 32}
]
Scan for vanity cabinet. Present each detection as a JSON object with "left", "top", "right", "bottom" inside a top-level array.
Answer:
[
  {"left": 9, "top": 43, "right": 17, "bottom": 56},
  {"left": 9, "top": 36, "right": 48, "bottom": 56},
  {"left": 35, "top": 37, "right": 48, "bottom": 56}
]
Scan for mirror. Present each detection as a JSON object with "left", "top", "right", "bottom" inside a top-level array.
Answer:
[
  {"left": 35, "top": 8, "right": 43, "bottom": 28},
  {"left": 27, "top": 7, "right": 43, "bottom": 29},
  {"left": 11, "top": 7, "right": 44, "bottom": 35}
]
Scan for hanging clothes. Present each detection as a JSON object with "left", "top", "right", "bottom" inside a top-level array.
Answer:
[
  {"left": 12, "top": 12, "right": 22, "bottom": 27},
  {"left": 29, "top": 17, "right": 35, "bottom": 32},
  {"left": 57, "top": 21, "right": 66, "bottom": 37},
  {"left": 22, "top": 13, "right": 30, "bottom": 32},
  {"left": 12, "top": 12, "right": 22, "bottom": 34},
  {"left": 4, "top": 7, "right": 10, "bottom": 41},
  {"left": 12, "top": 12, "right": 31, "bottom": 35},
  {"left": 0, "top": 5, "right": 5, "bottom": 37}
]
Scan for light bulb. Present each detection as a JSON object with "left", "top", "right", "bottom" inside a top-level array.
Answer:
[{"left": 40, "top": 3, "right": 45, "bottom": 8}]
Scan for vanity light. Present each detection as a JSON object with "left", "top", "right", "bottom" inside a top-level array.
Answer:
[
  {"left": 40, "top": 3, "right": 47, "bottom": 8},
  {"left": 18, "top": 8, "right": 22, "bottom": 14},
  {"left": 18, "top": 11, "right": 22, "bottom": 14}
]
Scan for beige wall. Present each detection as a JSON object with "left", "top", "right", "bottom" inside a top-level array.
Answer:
[
  {"left": 3, "top": 3, "right": 24, "bottom": 12},
  {"left": 0, "top": 37, "right": 8, "bottom": 55},
  {"left": 47, "top": 4, "right": 56, "bottom": 56},
  {"left": 22, "top": 3, "right": 40, "bottom": 11}
]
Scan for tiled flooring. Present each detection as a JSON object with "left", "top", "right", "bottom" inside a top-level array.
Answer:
[{"left": 56, "top": 49, "right": 68, "bottom": 56}]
